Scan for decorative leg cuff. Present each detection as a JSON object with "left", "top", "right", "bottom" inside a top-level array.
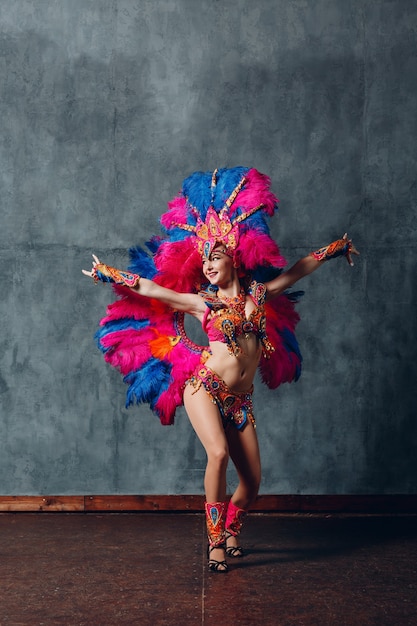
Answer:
[
  {"left": 205, "top": 501, "right": 227, "bottom": 547},
  {"left": 226, "top": 500, "right": 247, "bottom": 537}
]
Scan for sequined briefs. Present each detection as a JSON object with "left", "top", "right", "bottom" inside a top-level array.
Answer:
[{"left": 188, "top": 365, "right": 255, "bottom": 430}]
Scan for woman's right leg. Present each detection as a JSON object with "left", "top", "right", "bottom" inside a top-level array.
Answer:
[
  {"left": 183, "top": 384, "right": 229, "bottom": 502},
  {"left": 183, "top": 383, "right": 229, "bottom": 571}
]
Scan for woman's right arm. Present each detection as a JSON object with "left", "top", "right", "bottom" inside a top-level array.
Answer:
[{"left": 82, "top": 254, "right": 205, "bottom": 317}]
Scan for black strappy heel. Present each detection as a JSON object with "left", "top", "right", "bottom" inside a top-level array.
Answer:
[
  {"left": 225, "top": 530, "right": 244, "bottom": 558},
  {"left": 207, "top": 544, "right": 228, "bottom": 573}
]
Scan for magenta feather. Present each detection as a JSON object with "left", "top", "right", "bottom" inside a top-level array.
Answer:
[
  {"left": 102, "top": 289, "right": 151, "bottom": 322},
  {"left": 230, "top": 168, "right": 278, "bottom": 218},
  {"left": 160, "top": 196, "right": 189, "bottom": 229},
  {"left": 101, "top": 329, "right": 154, "bottom": 375},
  {"left": 154, "top": 387, "right": 185, "bottom": 425},
  {"left": 154, "top": 239, "right": 204, "bottom": 291},
  {"left": 238, "top": 231, "right": 286, "bottom": 270},
  {"left": 259, "top": 297, "right": 301, "bottom": 388}
]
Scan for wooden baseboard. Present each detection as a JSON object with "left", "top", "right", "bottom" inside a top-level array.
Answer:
[{"left": 0, "top": 494, "right": 416, "bottom": 514}]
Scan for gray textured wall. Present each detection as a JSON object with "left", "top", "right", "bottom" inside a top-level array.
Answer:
[{"left": 1, "top": 0, "right": 416, "bottom": 496}]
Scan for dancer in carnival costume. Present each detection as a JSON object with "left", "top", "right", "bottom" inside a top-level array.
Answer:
[{"left": 82, "top": 166, "right": 359, "bottom": 573}]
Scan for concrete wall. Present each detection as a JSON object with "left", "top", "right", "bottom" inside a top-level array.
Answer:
[{"left": 1, "top": 0, "right": 416, "bottom": 495}]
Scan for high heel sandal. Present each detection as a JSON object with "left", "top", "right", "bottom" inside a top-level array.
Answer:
[
  {"left": 207, "top": 544, "right": 228, "bottom": 573},
  {"left": 225, "top": 530, "right": 244, "bottom": 558},
  {"left": 225, "top": 501, "right": 247, "bottom": 558}
]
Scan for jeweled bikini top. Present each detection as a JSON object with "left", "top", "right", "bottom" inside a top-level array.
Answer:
[{"left": 200, "top": 281, "right": 274, "bottom": 358}]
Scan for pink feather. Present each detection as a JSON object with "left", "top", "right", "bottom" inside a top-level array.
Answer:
[
  {"left": 154, "top": 387, "right": 184, "bottom": 425},
  {"left": 229, "top": 168, "right": 278, "bottom": 217},
  {"left": 101, "top": 329, "right": 155, "bottom": 375},
  {"left": 259, "top": 297, "right": 301, "bottom": 388},
  {"left": 102, "top": 290, "right": 152, "bottom": 322},
  {"left": 238, "top": 231, "right": 286, "bottom": 270},
  {"left": 154, "top": 240, "right": 204, "bottom": 291},
  {"left": 160, "top": 196, "right": 189, "bottom": 229}
]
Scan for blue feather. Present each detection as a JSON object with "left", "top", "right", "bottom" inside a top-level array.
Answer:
[
  {"left": 145, "top": 236, "right": 162, "bottom": 255},
  {"left": 124, "top": 358, "right": 172, "bottom": 408},
  {"left": 182, "top": 171, "right": 212, "bottom": 219},
  {"left": 182, "top": 167, "right": 250, "bottom": 218},
  {"left": 241, "top": 212, "right": 270, "bottom": 234},
  {"left": 252, "top": 267, "right": 283, "bottom": 283},
  {"left": 213, "top": 167, "right": 249, "bottom": 208},
  {"left": 279, "top": 327, "right": 303, "bottom": 381},
  {"left": 128, "top": 245, "right": 157, "bottom": 279},
  {"left": 159, "top": 226, "right": 190, "bottom": 242},
  {"left": 280, "top": 327, "right": 303, "bottom": 360},
  {"left": 285, "top": 290, "right": 304, "bottom": 303}
]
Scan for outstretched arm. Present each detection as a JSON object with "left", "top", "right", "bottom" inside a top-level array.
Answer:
[
  {"left": 82, "top": 254, "right": 205, "bottom": 317},
  {"left": 265, "top": 233, "right": 359, "bottom": 300}
]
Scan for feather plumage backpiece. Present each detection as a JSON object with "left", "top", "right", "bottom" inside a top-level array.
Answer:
[{"left": 93, "top": 166, "right": 302, "bottom": 424}]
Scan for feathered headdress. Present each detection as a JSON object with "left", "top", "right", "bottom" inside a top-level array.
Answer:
[
  {"left": 94, "top": 167, "right": 302, "bottom": 425},
  {"left": 154, "top": 166, "right": 286, "bottom": 290}
]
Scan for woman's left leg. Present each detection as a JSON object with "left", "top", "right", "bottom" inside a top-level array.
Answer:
[{"left": 225, "top": 422, "right": 261, "bottom": 554}]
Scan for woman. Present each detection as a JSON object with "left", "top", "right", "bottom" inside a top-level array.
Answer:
[{"left": 83, "top": 167, "right": 358, "bottom": 572}]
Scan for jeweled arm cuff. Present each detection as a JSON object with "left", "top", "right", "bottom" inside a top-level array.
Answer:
[
  {"left": 310, "top": 237, "right": 352, "bottom": 262},
  {"left": 92, "top": 263, "right": 141, "bottom": 288}
]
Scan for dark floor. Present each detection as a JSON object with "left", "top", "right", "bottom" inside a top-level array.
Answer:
[{"left": 0, "top": 513, "right": 416, "bottom": 626}]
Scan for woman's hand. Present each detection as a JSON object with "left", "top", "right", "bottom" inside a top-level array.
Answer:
[
  {"left": 310, "top": 233, "right": 360, "bottom": 266},
  {"left": 82, "top": 254, "right": 101, "bottom": 278},
  {"left": 82, "top": 256, "right": 141, "bottom": 287},
  {"left": 342, "top": 233, "right": 360, "bottom": 267}
]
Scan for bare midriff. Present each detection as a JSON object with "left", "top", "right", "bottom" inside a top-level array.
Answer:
[{"left": 203, "top": 334, "right": 262, "bottom": 393}]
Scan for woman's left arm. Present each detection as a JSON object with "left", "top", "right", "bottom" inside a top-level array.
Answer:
[{"left": 265, "top": 233, "right": 359, "bottom": 300}]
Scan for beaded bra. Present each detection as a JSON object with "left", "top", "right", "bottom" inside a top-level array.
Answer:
[{"left": 200, "top": 281, "right": 275, "bottom": 358}]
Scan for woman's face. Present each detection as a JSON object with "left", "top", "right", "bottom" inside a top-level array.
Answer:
[{"left": 202, "top": 246, "right": 235, "bottom": 286}]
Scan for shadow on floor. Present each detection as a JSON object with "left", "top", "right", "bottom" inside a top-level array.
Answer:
[{"left": 0, "top": 513, "right": 416, "bottom": 625}]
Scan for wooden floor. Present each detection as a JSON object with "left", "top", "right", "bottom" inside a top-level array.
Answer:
[{"left": 1, "top": 512, "right": 416, "bottom": 625}]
